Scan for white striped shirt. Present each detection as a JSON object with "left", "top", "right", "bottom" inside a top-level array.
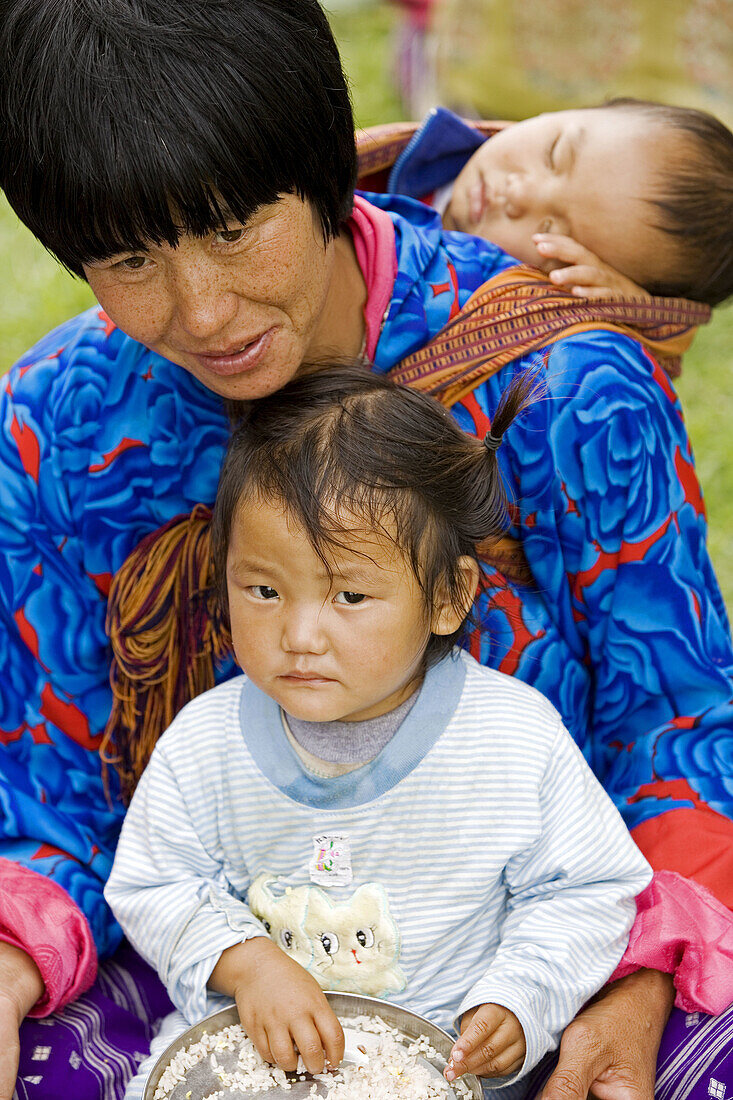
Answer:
[{"left": 106, "top": 650, "right": 651, "bottom": 1084}]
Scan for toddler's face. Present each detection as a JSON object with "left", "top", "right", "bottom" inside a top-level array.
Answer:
[
  {"left": 444, "top": 107, "right": 674, "bottom": 288},
  {"left": 225, "top": 495, "right": 434, "bottom": 722}
]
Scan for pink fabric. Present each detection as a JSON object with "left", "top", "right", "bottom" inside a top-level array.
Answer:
[
  {"left": 393, "top": 0, "right": 434, "bottom": 29},
  {"left": 349, "top": 194, "right": 398, "bottom": 361},
  {"left": 0, "top": 858, "right": 97, "bottom": 1016},
  {"left": 611, "top": 870, "right": 733, "bottom": 1015}
]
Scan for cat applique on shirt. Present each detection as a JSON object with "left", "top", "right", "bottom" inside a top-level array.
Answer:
[{"left": 248, "top": 873, "right": 407, "bottom": 997}]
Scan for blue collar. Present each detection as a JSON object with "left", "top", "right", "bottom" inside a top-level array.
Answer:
[
  {"left": 238, "top": 652, "right": 467, "bottom": 808},
  {"left": 388, "top": 107, "right": 486, "bottom": 199}
]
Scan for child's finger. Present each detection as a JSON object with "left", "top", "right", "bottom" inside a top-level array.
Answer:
[
  {"left": 471, "top": 1040, "right": 526, "bottom": 1078},
  {"left": 291, "top": 1016, "right": 328, "bottom": 1075},
  {"left": 448, "top": 1021, "right": 525, "bottom": 1079},
  {"left": 549, "top": 265, "right": 606, "bottom": 288},
  {"left": 265, "top": 1022, "right": 299, "bottom": 1071},
  {"left": 314, "top": 1006, "right": 345, "bottom": 1070},
  {"left": 568, "top": 284, "right": 623, "bottom": 300},
  {"left": 571, "top": 282, "right": 651, "bottom": 301},
  {"left": 452, "top": 1003, "right": 507, "bottom": 1061},
  {"left": 249, "top": 1024, "right": 275, "bottom": 1067},
  {"left": 533, "top": 234, "right": 599, "bottom": 266}
]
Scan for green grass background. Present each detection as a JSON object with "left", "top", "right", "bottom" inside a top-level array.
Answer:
[{"left": 1, "top": 1, "right": 731, "bottom": 609}]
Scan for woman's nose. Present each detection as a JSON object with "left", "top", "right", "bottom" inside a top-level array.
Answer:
[{"left": 171, "top": 266, "right": 238, "bottom": 340}]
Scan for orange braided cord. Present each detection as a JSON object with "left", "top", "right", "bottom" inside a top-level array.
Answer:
[{"left": 101, "top": 503, "right": 231, "bottom": 800}]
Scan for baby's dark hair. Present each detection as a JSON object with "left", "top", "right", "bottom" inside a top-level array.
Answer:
[
  {"left": 0, "top": 0, "right": 356, "bottom": 277},
  {"left": 605, "top": 98, "right": 733, "bottom": 306},
  {"left": 212, "top": 364, "right": 537, "bottom": 666}
]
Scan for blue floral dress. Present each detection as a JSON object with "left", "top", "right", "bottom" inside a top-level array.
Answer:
[{"left": 1, "top": 191, "right": 732, "bottom": 965}]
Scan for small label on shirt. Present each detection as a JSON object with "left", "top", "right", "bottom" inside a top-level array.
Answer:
[{"left": 309, "top": 834, "right": 353, "bottom": 886}]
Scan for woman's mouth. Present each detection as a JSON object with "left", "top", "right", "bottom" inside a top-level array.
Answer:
[{"left": 190, "top": 328, "right": 275, "bottom": 376}]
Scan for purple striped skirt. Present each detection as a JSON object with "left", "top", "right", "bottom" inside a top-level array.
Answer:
[{"left": 14, "top": 943, "right": 733, "bottom": 1100}]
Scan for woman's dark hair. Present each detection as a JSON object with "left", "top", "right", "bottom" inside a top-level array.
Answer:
[
  {"left": 212, "top": 363, "right": 537, "bottom": 666},
  {"left": 605, "top": 98, "right": 733, "bottom": 306},
  {"left": 0, "top": 0, "right": 357, "bottom": 277}
]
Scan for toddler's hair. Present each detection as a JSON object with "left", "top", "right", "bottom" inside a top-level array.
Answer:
[
  {"left": 606, "top": 98, "right": 733, "bottom": 306},
  {"left": 212, "top": 364, "right": 537, "bottom": 665}
]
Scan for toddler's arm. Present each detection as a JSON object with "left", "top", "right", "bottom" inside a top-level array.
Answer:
[
  {"left": 105, "top": 728, "right": 343, "bottom": 1074},
  {"left": 450, "top": 720, "right": 651, "bottom": 1085},
  {"left": 533, "top": 233, "right": 652, "bottom": 299}
]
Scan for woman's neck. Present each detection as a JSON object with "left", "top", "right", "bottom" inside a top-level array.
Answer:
[{"left": 309, "top": 229, "right": 367, "bottom": 360}]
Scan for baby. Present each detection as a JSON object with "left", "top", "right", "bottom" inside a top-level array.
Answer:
[
  {"left": 106, "top": 364, "right": 651, "bottom": 1097},
  {"left": 387, "top": 98, "right": 733, "bottom": 305}
]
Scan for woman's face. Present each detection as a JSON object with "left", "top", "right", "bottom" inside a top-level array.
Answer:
[{"left": 84, "top": 195, "right": 353, "bottom": 401}]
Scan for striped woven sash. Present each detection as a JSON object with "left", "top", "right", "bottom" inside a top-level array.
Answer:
[{"left": 389, "top": 266, "right": 709, "bottom": 407}]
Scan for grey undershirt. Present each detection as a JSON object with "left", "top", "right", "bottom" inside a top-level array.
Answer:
[{"left": 281, "top": 690, "right": 419, "bottom": 778}]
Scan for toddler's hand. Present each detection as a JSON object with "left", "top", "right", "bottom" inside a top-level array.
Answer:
[
  {"left": 211, "top": 937, "right": 344, "bottom": 1075},
  {"left": 445, "top": 1002, "right": 526, "bottom": 1081},
  {"left": 533, "top": 233, "right": 651, "bottom": 300}
]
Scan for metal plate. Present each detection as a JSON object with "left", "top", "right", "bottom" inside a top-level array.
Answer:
[{"left": 144, "top": 993, "right": 482, "bottom": 1100}]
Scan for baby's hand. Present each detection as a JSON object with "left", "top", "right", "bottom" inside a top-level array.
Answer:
[
  {"left": 215, "top": 938, "right": 344, "bottom": 1075},
  {"left": 533, "top": 233, "right": 651, "bottom": 300},
  {"left": 445, "top": 1003, "right": 526, "bottom": 1082}
]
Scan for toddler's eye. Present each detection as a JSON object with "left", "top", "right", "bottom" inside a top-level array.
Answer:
[
  {"left": 334, "top": 591, "right": 366, "bottom": 605},
  {"left": 250, "top": 585, "right": 279, "bottom": 600},
  {"left": 537, "top": 218, "right": 554, "bottom": 234}
]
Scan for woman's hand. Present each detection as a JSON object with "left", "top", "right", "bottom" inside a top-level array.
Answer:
[
  {"left": 209, "top": 937, "right": 344, "bottom": 1075},
  {"left": 0, "top": 941, "right": 44, "bottom": 1100},
  {"left": 446, "top": 1002, "right": 526, "bottom": 1082},
  {"left": 533, "top": 234, "right": 652, "bottom": 300},
  {"left": 541, "top": 969, "right": 675, "bottom": 1100}
]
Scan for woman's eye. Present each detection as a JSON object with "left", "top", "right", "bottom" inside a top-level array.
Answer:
[
  {"left": 250, "top": 585, "right": 279, "bottom": 600},
  {"left": 119, "top": 255, "right": 148, "bottom": 270},
  {"left": 216, "top": 227, "right": 246, "bottom": 244},
  {"left": 334, "top": 591, "right": 366, "bottom": 605}
]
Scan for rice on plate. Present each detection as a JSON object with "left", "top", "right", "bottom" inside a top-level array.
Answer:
[{"left": 146, "top": 996, "right": 482, "bottom": 1100}]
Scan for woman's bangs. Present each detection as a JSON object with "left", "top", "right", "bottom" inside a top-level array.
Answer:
[{"left": 61, "top": 136, "right": 283, "bottom": 272}]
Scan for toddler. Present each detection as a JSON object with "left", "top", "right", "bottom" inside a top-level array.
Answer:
[
  {"left": 387, "top": 98, "right": 733, "bottom": 305},
  {"left": 106, "top": 364, "right": 651, "bottom": 1096}
]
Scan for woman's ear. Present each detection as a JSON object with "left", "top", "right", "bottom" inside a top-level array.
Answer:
[{"left": 431, "top": 556, "right": 480, "bottom": 636}]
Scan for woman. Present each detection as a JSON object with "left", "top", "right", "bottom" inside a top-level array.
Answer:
[{"left": 0, "top": 2, "right": 731, "bottom": 1099}]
